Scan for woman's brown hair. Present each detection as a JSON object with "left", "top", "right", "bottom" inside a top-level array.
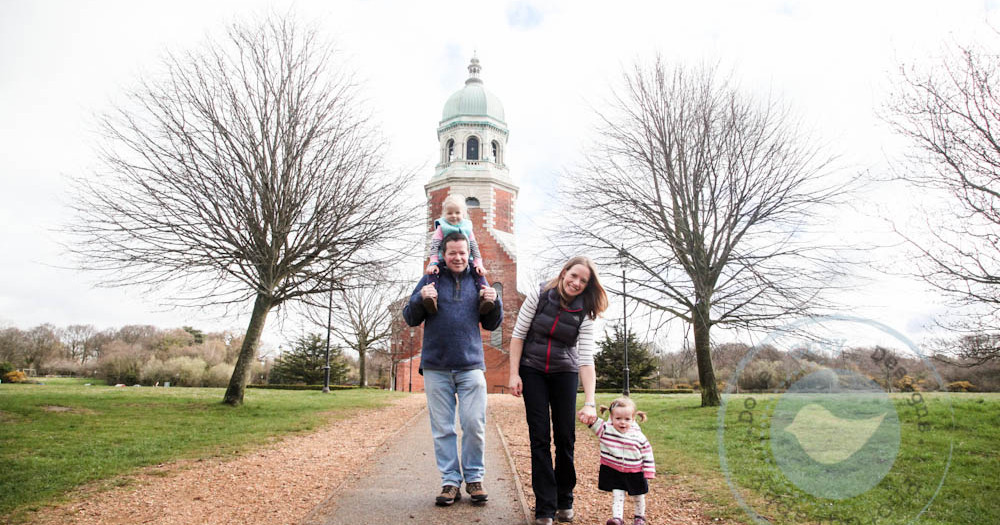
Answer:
[{"left": 544, "top": 256, "right": 609, "bottom": 320}]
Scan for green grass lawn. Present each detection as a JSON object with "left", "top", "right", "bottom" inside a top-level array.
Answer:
[
  {"left": 586, "top": 392, "right": 999, "bottom": 525},
  {"left": 28, "top": 377, "right": 107, "bottom": 386},
  {"left": 0, "top": 382, "right": 404, "bottom": 521}
]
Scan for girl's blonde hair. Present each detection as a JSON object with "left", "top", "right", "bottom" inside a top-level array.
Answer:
[
  {"left": 442, "top": 193, "right": 468, "bottom": 216},
  {"left": 544, "top": 256, "right": 609, "bottom": 320},
  {"left": 598, "top": 396, "right": 648, "bottom": 423}
]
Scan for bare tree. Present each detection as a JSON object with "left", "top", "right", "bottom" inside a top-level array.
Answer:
[
  {"left": 870, "top": 346, "right": 906, "bottom": 393},
  {"left": 0, "top": 327, "right": 27, "bottom": 366},
  {"left": 659, "top": 346, "right": 696, "bottom": 384},
  {"left": 69, "top": 15, "right": 415, "bottom": 405},
  {"left": 930, "top": 332, "right": 1000, "bottom": 367},
  {"left": 23, "top": 324, "right": 63, "bottom": 373},
  {"left": 60, "top": 324, "right": 99, "bottom": 364},
  {"left": 885, "top": 39, "right": 1000, "bottom": 356},
  {"left": 303, "top": 278, "right": 408, "bottom": 387},
  {"left": 384, "top": 331, "right": 409, "bottom": 391},
  {"left": 114, "top": 325, "right": 160, "bottom": 348},
  {"left": 558, "top": 57, "right": 845, "bottom": 406}
]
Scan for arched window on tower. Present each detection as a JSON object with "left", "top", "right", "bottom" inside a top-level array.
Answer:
[
  {"left": 466, "top": 197, "right": 480, "bottom": 208},
  {"left": 491, "top": 140, "right": 500, "bottom": 164},
  {"left": 446, "top": 139, "right": 455, "bottom": 162},
  {"left": 466, "top": 136, "right": 479, "bottom": 161},
  {"left": 490, "top": 283, "right": 503, "bottom": 347}
]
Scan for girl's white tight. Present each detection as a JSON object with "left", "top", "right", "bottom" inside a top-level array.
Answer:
[{"left": 611, "top": 490, "right": 646, "bottom": 519}]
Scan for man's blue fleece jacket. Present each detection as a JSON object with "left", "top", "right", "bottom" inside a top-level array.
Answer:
[{"left": 402, "top": 265, "right": 503, "bottom": 372}]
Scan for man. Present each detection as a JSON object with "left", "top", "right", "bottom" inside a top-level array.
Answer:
[{"left": 402, "top": 231, "right": 503, "bottom": 506}]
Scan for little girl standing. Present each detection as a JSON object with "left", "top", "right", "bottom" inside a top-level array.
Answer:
[
  {"left": 582, "top": 396, "right": 656, "bottom": 525},
  {"left": 424, "top": 193, "right": 493, "bottom": 314}
]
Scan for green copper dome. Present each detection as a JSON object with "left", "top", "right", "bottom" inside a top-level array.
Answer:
[{"left": 441, "top": 57, "right": 506, "bottom": 125}]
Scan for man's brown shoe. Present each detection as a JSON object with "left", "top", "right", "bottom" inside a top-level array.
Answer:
[
  {"left": 478, "top": 287, "right": 495, "bottom": 314},
  {"left": 466, "top": 481, "right": 488, "bottom": 503},
  {"left": 422, "top": 296, "right": 438, "bottom": 315},
  {"left": 478, "top": 297, "right": 495, "bottom": 314},
  {"left": 435, "top": 485, "right": 460, "bottom": 506}
]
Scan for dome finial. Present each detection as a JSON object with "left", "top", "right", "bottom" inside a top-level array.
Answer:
[{"left": 466, "top": 54, "right": 482, "bottom": 85}]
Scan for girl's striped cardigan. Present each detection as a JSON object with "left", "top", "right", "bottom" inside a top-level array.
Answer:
[{"left": 588, "top": 418, "right": 656, "bottom": 479}]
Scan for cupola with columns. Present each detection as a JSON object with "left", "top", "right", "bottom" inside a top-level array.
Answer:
[{"left": 427, "top": 56, "right": 518, "bottom": 248}]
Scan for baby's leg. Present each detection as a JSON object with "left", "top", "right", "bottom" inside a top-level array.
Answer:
[
  {"left": 630, "top": 493, "right": 645, "bottom": 517},
  {"left": 612, "top": 489, "right": 626, "bottom": 520}
]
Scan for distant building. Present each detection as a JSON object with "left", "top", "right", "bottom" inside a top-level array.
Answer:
[{"left": 392, "top": 57, "right": 523, "bottom": 393}]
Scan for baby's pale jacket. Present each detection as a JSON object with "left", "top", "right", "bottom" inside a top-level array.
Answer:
[{"left": 588, "top": 418, "right": 656, "bottom": 479}]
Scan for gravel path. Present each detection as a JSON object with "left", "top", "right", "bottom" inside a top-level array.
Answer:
[
  {"left": 25, "top": 393, "right": 729, "bottom": 525},
  {"left": 26, "top": 395, "right": 427, "bottom": 525}
]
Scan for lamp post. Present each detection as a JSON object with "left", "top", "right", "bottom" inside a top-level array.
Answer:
[
  {"left": 408, "top": 329, "right": 415, "bottom": 392},
  {"left": 322, "top": 287, "right": 332, "bottom": 393},
  {"left": 620, "top": 246, "right": 630, "bottom": 397}
]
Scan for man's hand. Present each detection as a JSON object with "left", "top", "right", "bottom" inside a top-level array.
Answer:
[
  {"left": 480, "top": 285, "right": 497, "bottom": 302},
  {"left": 420, "top": 283, "right": 437, "bottom": 300}
]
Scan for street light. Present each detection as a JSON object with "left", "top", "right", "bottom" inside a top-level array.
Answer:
[
  {"left": 408, "top": 328, "right": 415, "bottom": 392},
  {"left": 620, "top": 246, "right": 630, "bottom": 397},
  {"left": 323, "top": 287, "right": 333, "bottom": 393}
]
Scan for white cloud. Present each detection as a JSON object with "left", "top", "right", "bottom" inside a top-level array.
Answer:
[{"left": 506, "top": 1, "right": 545, "bottom": 30}]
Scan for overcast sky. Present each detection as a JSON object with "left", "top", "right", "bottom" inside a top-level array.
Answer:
[{"left": 2, "top": 0, "right": 998, "bottom": 350}]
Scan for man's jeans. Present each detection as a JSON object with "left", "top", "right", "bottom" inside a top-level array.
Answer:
[{"left": 423, "top": 369, "right": 487, "bottom": 487}]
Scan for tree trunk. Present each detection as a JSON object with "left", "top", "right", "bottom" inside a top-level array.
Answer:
[
  {"left": 223, "top": 293, "right": 274, "bottom": 406},
  {"left": 693, "top": 301, "right": 720, "bottom": 407}
]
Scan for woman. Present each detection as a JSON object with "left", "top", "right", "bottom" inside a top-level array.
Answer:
[{"left": 508, "top": 256, "right": 609, "bottom": 525}]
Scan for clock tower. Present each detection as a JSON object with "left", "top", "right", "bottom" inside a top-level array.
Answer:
[{"left": 393, "top": 57, "right": 522, "bottom": 393}]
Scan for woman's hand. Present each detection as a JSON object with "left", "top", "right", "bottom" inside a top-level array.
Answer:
[
  {"left": 508, "top": 374, "right": 522, "bottom": 397},
  {"left": 577, "top": 404, "right": 597, "bottom": 426}
]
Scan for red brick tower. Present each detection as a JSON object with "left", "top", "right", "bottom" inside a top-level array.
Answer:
[{"left": 393, "top": 56, "right": 522, "bottom": 393}]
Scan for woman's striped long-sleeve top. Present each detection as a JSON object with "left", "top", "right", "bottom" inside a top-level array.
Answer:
[
  {"left": 511, "top": 285, "right": 597, "bottom": 366},
  {"left": 588, "top": 418, "right": 656, "bottom": 479}
]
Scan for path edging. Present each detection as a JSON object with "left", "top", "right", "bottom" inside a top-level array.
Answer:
[{"left": 494, "top": 419, "right": 532, "bottom": 525}]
